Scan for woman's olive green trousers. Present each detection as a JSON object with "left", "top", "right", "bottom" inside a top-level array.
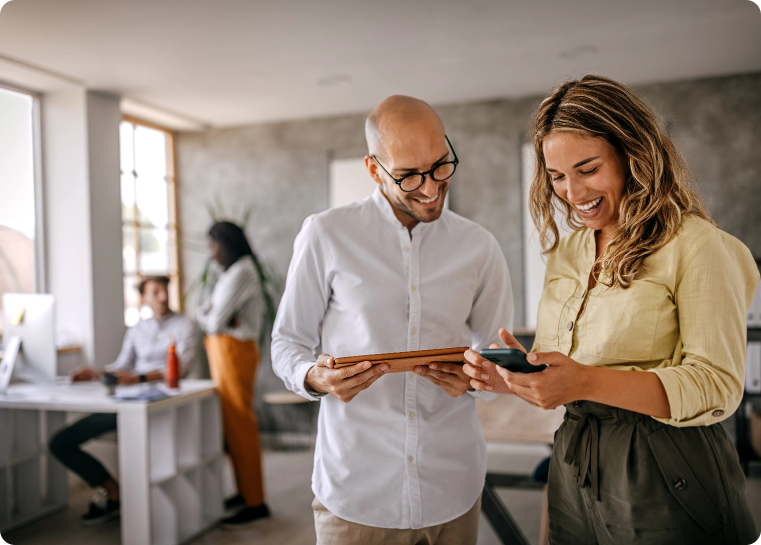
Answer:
[{"left": 548, "top": 401, "right": 758, "bottom": 545}]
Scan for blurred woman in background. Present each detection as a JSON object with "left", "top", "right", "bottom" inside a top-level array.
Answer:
[
  {"left": 464, "top": 75, "right": 758, "bottom": 544},
  {"left": 198, "top": 221, "right": 269, "bottom": 529}
]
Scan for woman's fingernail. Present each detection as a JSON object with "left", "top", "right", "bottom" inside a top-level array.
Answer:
[
  {"left": 430, "top": 363, "right": 437, "bottom": 370},
  {"left": 381, "top": 364, "right": 389, "bottom": 371},
  {"left": 481, "top": 373, "right": 489, "bottom": 380},
  {"left": 363, "top": 362, "right": 372, "bottom": 370},
  {"left": 527, "top": 353, "right": 537, "bottom": 362},
  {"left": 414, "top": 367, "right": 422, "bottom": 374},
  {"left": 486, "top": 385, "right": 493, "bottom": 391}
]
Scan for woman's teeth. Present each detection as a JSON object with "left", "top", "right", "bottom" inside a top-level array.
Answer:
[{"left": 577, "top": 197, "right": 602, "bottom": 213}]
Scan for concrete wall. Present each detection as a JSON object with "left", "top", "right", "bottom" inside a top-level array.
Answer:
[{"left": 176, "top": 72, "right": 761, "bottom": 415}]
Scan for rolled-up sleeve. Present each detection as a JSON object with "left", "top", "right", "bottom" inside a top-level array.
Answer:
[
  {"left": 271, "top": 216, "right": 331, "bottom": 401},
  {"left": 650, "top": 233, "right": 760, "bottom": 427},
  {"left": 197, "top": 264, "right": 257, "bottom": 335}
]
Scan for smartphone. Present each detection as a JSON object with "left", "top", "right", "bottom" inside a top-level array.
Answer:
[{"left": 479, "top": 348, "right": 547, "bottom": 373}]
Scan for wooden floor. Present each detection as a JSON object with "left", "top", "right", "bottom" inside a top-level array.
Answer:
[{"left": 4, "top": 449, "right": 761, "bottom": 545}]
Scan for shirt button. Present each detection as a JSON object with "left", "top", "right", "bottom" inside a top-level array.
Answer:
[
  {"left": 403, "top": 246, "right": 410, "bottom": 252},
  {"left": 409, "top": 411, "right": 416, "bottom": 419},
  {"left": 567, "top": 321, "right": 574, "bottom": 331},
  {"left": 411, "top": 328, "right": 416, "bottom": 335},
  {"left": 712, "top": 410, "right": 724, "bottom": 417},
  {"left": 408, "top": 372, "right": 414, "bottom": 378},
  {"left": 673, "top": 478, "right": 687, "bottom": 490},
  {"left": 411, "top": 285, "right": 416, "bottom": 291},
  {"left": 408, "top": 455, "right": 414, "bottom": 462}
]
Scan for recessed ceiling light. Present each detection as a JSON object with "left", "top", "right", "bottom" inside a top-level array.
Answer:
[
  {"left": 559, "top": 45, "right": 598, "bottom": 61},
  {"left": 317, "top": 73, "right": 352, "bottom": 87}
]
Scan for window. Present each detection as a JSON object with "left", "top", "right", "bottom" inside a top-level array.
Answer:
[
  {"left": 0, "top": 86, "right": 40, "bottom": 336},
  {"left": 119, "top": 118, "right": 180, "bottom": 326}
]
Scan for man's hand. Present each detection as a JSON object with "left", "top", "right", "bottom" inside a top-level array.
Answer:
[
  {"left": 413, "top": 361, "right": 471, "bottom": 397},
  {"left": 71, "top": 367, "right": 101, "bottom": 382},
  {"left": 306, "top": 354, "right": 388, "bottom": 403},
  {"left": 111, "top": 370, "right": 140, "bottom": 385},
  {"left": 463, "top": 328, "right": 526, "bottom": 394}
]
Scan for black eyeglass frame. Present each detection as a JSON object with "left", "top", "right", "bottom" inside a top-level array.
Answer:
[{"left": 371, "top": 135, "right": 459, "bottom": 193}]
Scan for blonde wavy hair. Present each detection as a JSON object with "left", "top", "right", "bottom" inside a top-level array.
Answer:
[{"left": 529, "top": 75, "right": 714, "bottom": 288}]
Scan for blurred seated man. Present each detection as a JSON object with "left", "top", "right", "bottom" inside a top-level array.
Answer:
[{"left": 49, "top": 276, "right": 196, "bottom": 525}]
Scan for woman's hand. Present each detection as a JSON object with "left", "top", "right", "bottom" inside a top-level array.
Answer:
[
  {"left": 495, "top": 351, "right": 590, "bottom": 410},
  {"left": 463, "top": 328, "right": 526, "bottom": 394}
]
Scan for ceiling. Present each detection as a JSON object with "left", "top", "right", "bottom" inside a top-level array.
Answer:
[{"left": 0, "top": 0, "right": 760, "bottom": 129}]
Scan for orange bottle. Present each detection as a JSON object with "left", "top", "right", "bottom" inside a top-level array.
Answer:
[{"left": 166, "top": 344, "right": 180, "bottom": 389}]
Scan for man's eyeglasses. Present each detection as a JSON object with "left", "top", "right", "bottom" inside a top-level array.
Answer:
[{"left": 371, "top": 135, "right": 459, "bottom": 193}]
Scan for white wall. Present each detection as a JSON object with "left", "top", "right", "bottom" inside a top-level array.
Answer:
[
  {"left": 42, "top": 88, "right": 94, "bottom": 361},
  {"left": 42, "top": 87, "right": 125, "bottom": 366}
]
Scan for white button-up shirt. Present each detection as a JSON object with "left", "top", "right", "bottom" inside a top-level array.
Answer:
[
  {"left": 271, "top": 188, "right": 513, "bottom": 529},
  {"left": 105, "top": 311, "right": 197, "bottom": 376}
]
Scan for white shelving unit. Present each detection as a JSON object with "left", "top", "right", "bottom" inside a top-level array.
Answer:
[
  {"left": 146, "top": 395, "right": 223, "bottom": 544},
  {"left": 0, "top": 379, "right": 222, "bottom": 545},
  {"left": 0, "top": 408, "right": 68, "bottom": 533}
]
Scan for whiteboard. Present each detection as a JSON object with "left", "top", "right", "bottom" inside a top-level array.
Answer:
[
  {"left": 522, "top": 143, "right": 571, "bottom": 329},
  {"left": 329, "top": 158, "right": 377, "bottom": 209}
]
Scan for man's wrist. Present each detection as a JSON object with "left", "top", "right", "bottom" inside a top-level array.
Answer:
[{"left": 304, "top": 365, "right": 325, "bottom": 395}]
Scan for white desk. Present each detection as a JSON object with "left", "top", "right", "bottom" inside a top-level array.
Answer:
[{"left": 0, "top": 379, "right": 224, "bottom": 545}]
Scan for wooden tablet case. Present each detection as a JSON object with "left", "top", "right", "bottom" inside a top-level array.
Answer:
[{"left": 333, "top": 347, "right": 469, "bottom": 373}]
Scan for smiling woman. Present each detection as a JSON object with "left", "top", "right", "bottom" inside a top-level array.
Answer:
[{"left": 463, "top": 74, "right": 759, "bottom": 545}]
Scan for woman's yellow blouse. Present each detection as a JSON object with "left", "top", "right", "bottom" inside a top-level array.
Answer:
[{"left": 532, "top": 215, "right": 759, "bottom": 427}]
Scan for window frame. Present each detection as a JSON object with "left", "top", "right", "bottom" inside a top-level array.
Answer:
[
  {"left": 0, "top": 80, "right": 45, "bottom": 293},
  {"left": 120, "top": 115, "right": 183, "bottom": 323}
]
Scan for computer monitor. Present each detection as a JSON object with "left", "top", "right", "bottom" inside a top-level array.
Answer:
[{"left": 2, "top": 293, "right": 56, "bottom": 383}]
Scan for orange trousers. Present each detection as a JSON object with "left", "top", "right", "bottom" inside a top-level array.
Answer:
[{"left": 204, "top": 335, "right": 265, "bottom": 507}]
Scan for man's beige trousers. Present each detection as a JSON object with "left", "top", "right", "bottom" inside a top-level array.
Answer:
[{"left": 312, "top": 495, "right": 481, "bottom": 545}]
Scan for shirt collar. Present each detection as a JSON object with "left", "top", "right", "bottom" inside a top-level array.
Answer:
[
  {"left": 370, "top": 186, "right": 430, "bottom": 235},
  {"left": 145, "top": 310, "right": 175, "bottom": 326},
  {"left": 371, "top": 186, "right": 402, "bottom": 227}
]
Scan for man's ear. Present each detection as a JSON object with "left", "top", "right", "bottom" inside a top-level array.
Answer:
[{"left": 364, "top": 155, "right": 383, "bottom": 185}]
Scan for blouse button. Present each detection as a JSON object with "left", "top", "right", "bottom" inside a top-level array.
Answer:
[
  {"left": 403, "top": 246, "right": 410, "bottom": 252},
  {"left": 673, "top": 478, "right": 687, "bottom": 490},
  {"left": 567, "top": 321, "right": 574, "bottom": 331},
  {"left": 408, "top": 455, "right": 414, "bottom": 462},
  {"left": 712, "top": 410, "right": 724, "bottom": 417}
]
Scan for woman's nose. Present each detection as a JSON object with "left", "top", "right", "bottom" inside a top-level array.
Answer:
[{"left": 565, "top": 178, "right": 586, "bottom": 203}]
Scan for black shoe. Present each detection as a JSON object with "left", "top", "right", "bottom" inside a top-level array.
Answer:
[
  {"left": 80, "top": 489, "right": 120, "bottom": 526},
  {"left": 221, "top": 504, "right": 270, "bottom": 529},
  {"left": 224, "top": 494, "right": 246, "bottom": 512}
]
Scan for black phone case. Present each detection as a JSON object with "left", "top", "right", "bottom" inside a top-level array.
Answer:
[{"left": 479, "top": 348, "right": 547, "bottom": 373}]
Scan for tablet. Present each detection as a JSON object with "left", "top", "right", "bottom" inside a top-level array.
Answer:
[{"left": 333, "top": 347, "right": 470, "bottom": 374}]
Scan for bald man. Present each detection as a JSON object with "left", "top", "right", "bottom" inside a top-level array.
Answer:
[{"left": 272, "top": 96, "right": 514, "bottom": 544}]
